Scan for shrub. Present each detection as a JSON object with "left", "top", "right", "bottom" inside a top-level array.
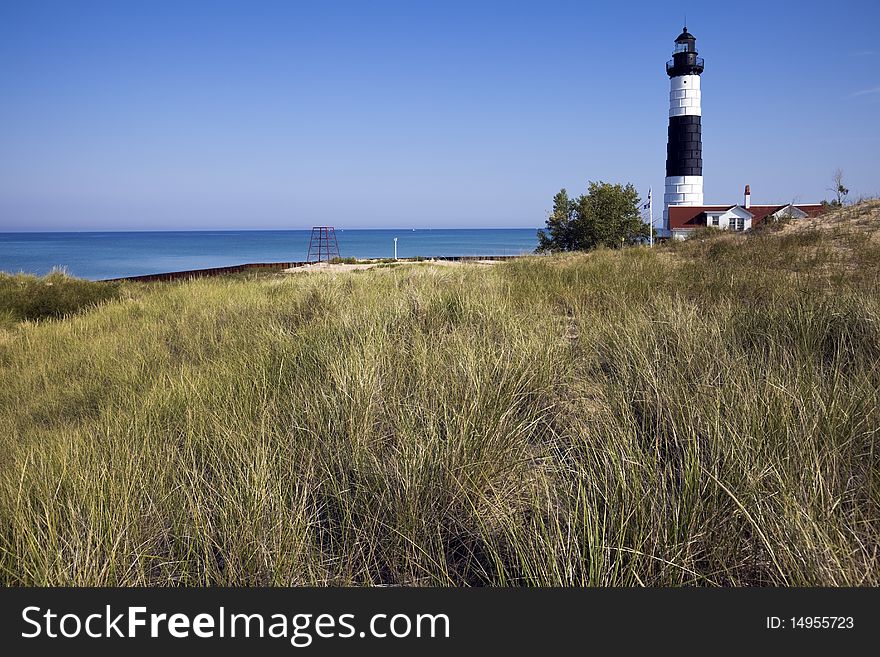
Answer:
[
  {"left": 0, "top": 270, "right": 122, "bottom": 323},
  {"left": 685, "top": 226, "right": 723, "bottom": 241},
  {"left": 752, "top": 214, "right": 792, "bottom": 233}
]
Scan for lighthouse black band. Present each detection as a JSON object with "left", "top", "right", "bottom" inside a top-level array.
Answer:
[{"left": 665, "top": 115, "right": 702, "bottom": 177}]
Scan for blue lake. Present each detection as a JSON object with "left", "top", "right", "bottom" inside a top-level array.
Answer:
[{"left": 0, "top": 228, "right": 540, "bottom": 280}]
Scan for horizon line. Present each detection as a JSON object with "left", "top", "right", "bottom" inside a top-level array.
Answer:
[{"left": 0, "top": 226, "right": 543, "bottom": 234}]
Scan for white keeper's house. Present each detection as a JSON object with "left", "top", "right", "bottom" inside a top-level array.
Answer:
[
  {"left": 667, "top": 185, "right": 825, "bottom": 240},
  {"left": 659, "top": 27, "right": 823, "bottom": 240}
]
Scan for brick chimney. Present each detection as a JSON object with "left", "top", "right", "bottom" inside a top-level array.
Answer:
[{"left": 744, "top": 184, "right": 751, "bottom": 209}]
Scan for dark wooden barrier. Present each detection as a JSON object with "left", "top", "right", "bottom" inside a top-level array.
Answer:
[
  {"left": 101, "top": 262, "right": 309, "bottom": 283},
  {"left": 102, "top": 255, "right": 525, "bottom": 283}
]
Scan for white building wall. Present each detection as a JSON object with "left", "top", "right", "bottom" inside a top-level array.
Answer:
[
  {"left": 671, "top": 229, "right": 691, "bottom": 241},
  {"left": 771, "top": 206, "right": 808, "bottom": 220},
  {"left": 706, "top": 207, "right": 753, "bottom": 231}
]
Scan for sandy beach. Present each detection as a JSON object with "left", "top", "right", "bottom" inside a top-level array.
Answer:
[{"left": 282, "top": 259, "right": 504, "bottom": 274}]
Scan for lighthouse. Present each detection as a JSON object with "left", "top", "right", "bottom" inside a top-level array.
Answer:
[{"left": 663, "top": 27, "right": 704, "bottom": 227}]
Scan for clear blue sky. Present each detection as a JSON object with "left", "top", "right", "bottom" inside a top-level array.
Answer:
[{"left": 1, "top": 0, "right": 878, "bottom": 231}]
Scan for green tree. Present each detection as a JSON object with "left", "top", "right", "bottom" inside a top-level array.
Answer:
[
  {"left": 537, "top": 181, "right": 647, "bottom": 252},
  {"left": 536, "top": 189, "right": 576, "bottom": 252}
]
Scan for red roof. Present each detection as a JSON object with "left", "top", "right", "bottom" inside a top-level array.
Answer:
[
  {"left": 746, "top": 205, "right": 784, "bottom": 224},
  {"left": 794, "top": 204, "right": 825, "bottom": 218},
  {"left": 668, "top": 203, "right": 825, "bottom": 230},
  {"left": 668, "top": 205, "right": 731, "bottom": 230},
  {"left": 745, "top": 204, "right": 826, "bottom": 224}
]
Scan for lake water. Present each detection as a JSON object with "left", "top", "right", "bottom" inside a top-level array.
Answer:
[{"left": 0, "top": 228, "right": 540, "bottom": 280}]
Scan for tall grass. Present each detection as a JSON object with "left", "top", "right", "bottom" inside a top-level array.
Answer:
[
  {"left": 0, "top": 270, "right": 121, "bottom": 327},
  {"left": 0, "top": 216, "right": 878, "bottom": 586}
]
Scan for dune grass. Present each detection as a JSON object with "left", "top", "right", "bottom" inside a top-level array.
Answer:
[
  {"left": 0, "top": 212, "right": 878, "bottom": 586},
  {"left": 0, "top": 270, "right": 122, "bottom": 328}
]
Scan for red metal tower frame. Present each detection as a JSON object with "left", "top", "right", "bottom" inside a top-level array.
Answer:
[{"left": 306, "top": 226, "right": 341, "bottom": 262}]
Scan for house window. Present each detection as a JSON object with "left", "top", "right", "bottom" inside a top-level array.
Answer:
[
  {"left": 710, "top": 216, "right": 719, "bottom": 226},
  {"left": 731, "top": 217, "right": 744, "bottom": 231}
]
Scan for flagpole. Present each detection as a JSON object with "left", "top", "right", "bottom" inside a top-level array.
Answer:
[{"left": 649, "top": 186, "right": 654, "bottom": 247}]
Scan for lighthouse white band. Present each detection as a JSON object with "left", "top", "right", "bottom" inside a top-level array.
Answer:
[
  {"left": 669, "top": 74, "right": 701, "bottom": 117},
  {"left": 664, "top": 175, "right": 703, "bottom": 198},
  {"left": 663, "top": 175, "right": 704, "bottom": 222}
]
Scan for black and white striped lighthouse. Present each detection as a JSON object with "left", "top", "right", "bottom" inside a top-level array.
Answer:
[{"left": 663, "top": 27, "right": 705, "bottom": 227}]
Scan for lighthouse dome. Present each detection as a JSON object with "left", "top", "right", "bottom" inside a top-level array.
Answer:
[{"left": 675, "top": 28, "right": 696, "bottom": 43}]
